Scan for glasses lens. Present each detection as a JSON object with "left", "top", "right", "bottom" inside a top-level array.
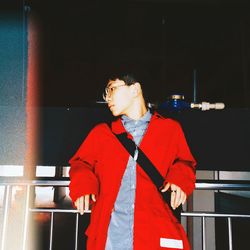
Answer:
[
  {"left": 103, "top": 85, "right": 125, "bottom": 100},
  {"left": 102, "top": 92, "right": 107, "bottom": 101},
  {"left": 103, "top": 87, "right": 109, "bottom": 101}
]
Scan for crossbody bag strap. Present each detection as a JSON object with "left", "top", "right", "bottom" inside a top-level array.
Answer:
[
  {"left": 116, "top": 133, "right": 165, "bottom": 189},
  {"left": 108, "top": 125, "right": 182, "bottom": 222}
]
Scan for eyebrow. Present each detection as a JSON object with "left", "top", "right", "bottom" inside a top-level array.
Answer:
[
  {"left": 107, "top": 80, "right": 121, "bottom": 88},
  {"left": 106, "top": 81, "right": 115, "bottom": 88}
]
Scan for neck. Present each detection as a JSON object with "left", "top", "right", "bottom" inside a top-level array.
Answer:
[{"left": 124, "top": 98, "right": 148, "bottom": 120}]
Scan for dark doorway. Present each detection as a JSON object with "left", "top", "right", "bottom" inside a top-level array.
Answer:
[{"left": 215, "top": 192, "right": 250, "bottom": 250}]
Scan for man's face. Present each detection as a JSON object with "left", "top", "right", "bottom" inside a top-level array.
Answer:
[{"left": 104, "top": 79, "right": 134, "bottom": 116}]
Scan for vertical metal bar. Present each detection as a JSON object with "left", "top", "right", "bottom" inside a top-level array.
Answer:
[
  {"left": 186, "top": 194, "right": 193, "bottom": 249},
  {"left": 22, "top": 185, "right": 31, "bottom": 250},
  {"left": 75, "top": 213, "right": 79, "bottom": 250},
  {"left": 228, "top": 217, "right": 233, "bottom": 250},
  {"left": 1, "top": 185, "right": 11, "bottom": 250},
  {"left": 202, "top": 216, "right": 206, "bottom": 250},
  {"left": 49, "top": 212, "right": 54, "bottom": 250},
  {"left": 193, "top": 69, "right": 197, "bottom": 103}
]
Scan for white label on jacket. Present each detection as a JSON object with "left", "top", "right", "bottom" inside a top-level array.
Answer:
[{"left": 160, "top": 238, "right": 183, "bottom": 249}]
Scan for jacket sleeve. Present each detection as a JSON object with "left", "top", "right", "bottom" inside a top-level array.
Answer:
[
  {"left": 165, "top": 122, "right": 196, "bottom": 196},
  {"left": 69, "top": 126, "right": 100, "bottom": 203}
]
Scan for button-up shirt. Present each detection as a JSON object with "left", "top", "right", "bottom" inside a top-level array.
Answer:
[{"left": 105, "top": 111, "right": 152, "bottom": 250}]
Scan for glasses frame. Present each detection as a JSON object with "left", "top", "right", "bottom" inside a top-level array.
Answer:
[{"left": 103, "top": 84, "right": 127, "bottom": 101}]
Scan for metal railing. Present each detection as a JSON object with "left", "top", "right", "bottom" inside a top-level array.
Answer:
[
  {"left": 1, "top": 177, "right": 250, "bottom": 250},
  {"left": 181, "top": 212, "right": 250, "bottom": 250}
]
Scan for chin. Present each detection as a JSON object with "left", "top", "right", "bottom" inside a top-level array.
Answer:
[
  {"left": 110, "top": 109, "right": 121, "bottom": 117},
  {"left": 111, "top": 111, "right": 120, "bottom": 117}
]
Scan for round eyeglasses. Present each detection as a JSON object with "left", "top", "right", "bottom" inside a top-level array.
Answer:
[{"left": 103, "top": 84, "right": 127, "bottom": 101}]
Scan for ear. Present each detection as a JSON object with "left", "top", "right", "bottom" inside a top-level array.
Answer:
[{"left": 131, "top": 82, "right": 141, "bottom": 97}]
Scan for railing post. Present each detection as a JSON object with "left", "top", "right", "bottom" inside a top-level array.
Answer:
[
  {"left": 22, "top": 184, "right": 31, "bottom": 250},
  {"left": 228, "top": 217, "right": 233, "bottom": 250},
  {"left": 49, "top": 212, "right": 54, "bottom": 250},
  {"left": 75, "top": 213, "right": 79, "bottom": 250},
  {"left": 202, "top": 216, "right": 206, "bottom": 250},
  {"left": 1, "top": 185, "right": 12, "bottom": 250}
]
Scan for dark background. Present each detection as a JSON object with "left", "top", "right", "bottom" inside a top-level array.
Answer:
[
  {"left": 1, "top": 2, "right": 250, "bottom": 249},
  {"left": 1, "top": 0, "right": 250, "bottom": 169},
  {"left": 27, "top": 0, "right": 250, "bottom": 108},
  {"left": 27, "top": 0, "right": 250, "bottom": 171}
]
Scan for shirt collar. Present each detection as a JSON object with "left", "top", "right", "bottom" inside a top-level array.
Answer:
[
  {"left": 121, "top": 110, "right": 151, "bottom": 126},
  {"left": 111, "top": 110, "right": 162, "bottom": 135}
]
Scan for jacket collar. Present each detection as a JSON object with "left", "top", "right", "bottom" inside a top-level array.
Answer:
[{"left": 111, "top": 111, "right": 163, "bottom": 135}]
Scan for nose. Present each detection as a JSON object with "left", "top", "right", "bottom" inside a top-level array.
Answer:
[
  {"left": 103, "top": 92, "right": 110, "bottom": 103},
  {"left": 105, "top": 94, "right": 112, "bottom": 102}
]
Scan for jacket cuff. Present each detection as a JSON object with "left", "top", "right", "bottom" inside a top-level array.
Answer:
[
  {"left": 165, "top": 162, "right": 196, "bottom": 196},
  {"left": 69, "top": 172, "right": 99, "bottom": 202}
]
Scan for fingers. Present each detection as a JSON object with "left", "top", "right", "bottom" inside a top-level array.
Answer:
[
  {"left": 74, "top": 196, "right": 85, "bottom": 215},
  {"left": 175, "top": 187, "right": 181, "bottom": 208},
  {"left": 74, "top": 195, "right": 89, "bottom": 215},
  {"left": 171, "top": 189, "right": 176, "bottom": 209},
  {"left": 84, "top": 195, "right": 90, "bottom": 212},
  {"left": 74, "top": 194, "right": 97, "bottom": 215},
  {"left": 161, "top": 183, "right": 186, "bottom": 209},
  {"left": 170, "top": 184, "right": 187, "bottom": 210},
  {"left": 80, "top": 196, "right": 85, "bottom": 215},
  {"left": 161, "top": 182, "right": 170, "bottom": 192},
  {"left": 181, "top": 192, "right": 187, "bottom": 205},
  {"left": 91, "top": 194, "right": 96, "bottom": 202}
]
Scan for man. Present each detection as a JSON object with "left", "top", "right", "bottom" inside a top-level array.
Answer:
[{"left": 69, "top": 74, "right": 196, "bottom": 249}]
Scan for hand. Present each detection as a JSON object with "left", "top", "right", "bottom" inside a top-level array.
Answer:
[
  {"left": 74, "top": 194, "right": 96, "bottom": 215},
  {"left": 161, "top": 183, "right": 187, "bottom": 210}
]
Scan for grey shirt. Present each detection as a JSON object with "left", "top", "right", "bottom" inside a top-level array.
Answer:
[{"left": 105, "top": 111, "right": 152, "bottom": 250}]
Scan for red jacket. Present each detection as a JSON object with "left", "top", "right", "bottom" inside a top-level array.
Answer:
[{"left": 69, "top": 112, "right": 196, "bottom": 250}]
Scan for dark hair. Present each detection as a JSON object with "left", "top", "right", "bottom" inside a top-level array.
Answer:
[
  {"left": 108, "top": 73, "right": 137, "bottom": 85},
  {"left": 108, "top": 73, "right": 150, "bottom": 104}
]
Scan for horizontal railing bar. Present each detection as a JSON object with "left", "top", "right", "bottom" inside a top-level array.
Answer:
[
  {"left": 182, "top": 212, "right": 250, "bottom": 218},
  {"left": 29, "top": 208, "right": 91, "bottom": 213},
  {"left": 29, "top": 208, "right": 250, "bottom": 218},
  {"left": 0, "top": 178, "right": 250, "bottom": 190},
  {"left": 0, "top": 178, "right": 70, "bottom": 186},
  {"left": 196, "top": 180, "right": 250, "bottom": 190}
]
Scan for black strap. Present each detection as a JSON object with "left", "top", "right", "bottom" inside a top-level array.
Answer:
[{"left": 113, "top": 130, "right": 182, "bottom": 222}]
